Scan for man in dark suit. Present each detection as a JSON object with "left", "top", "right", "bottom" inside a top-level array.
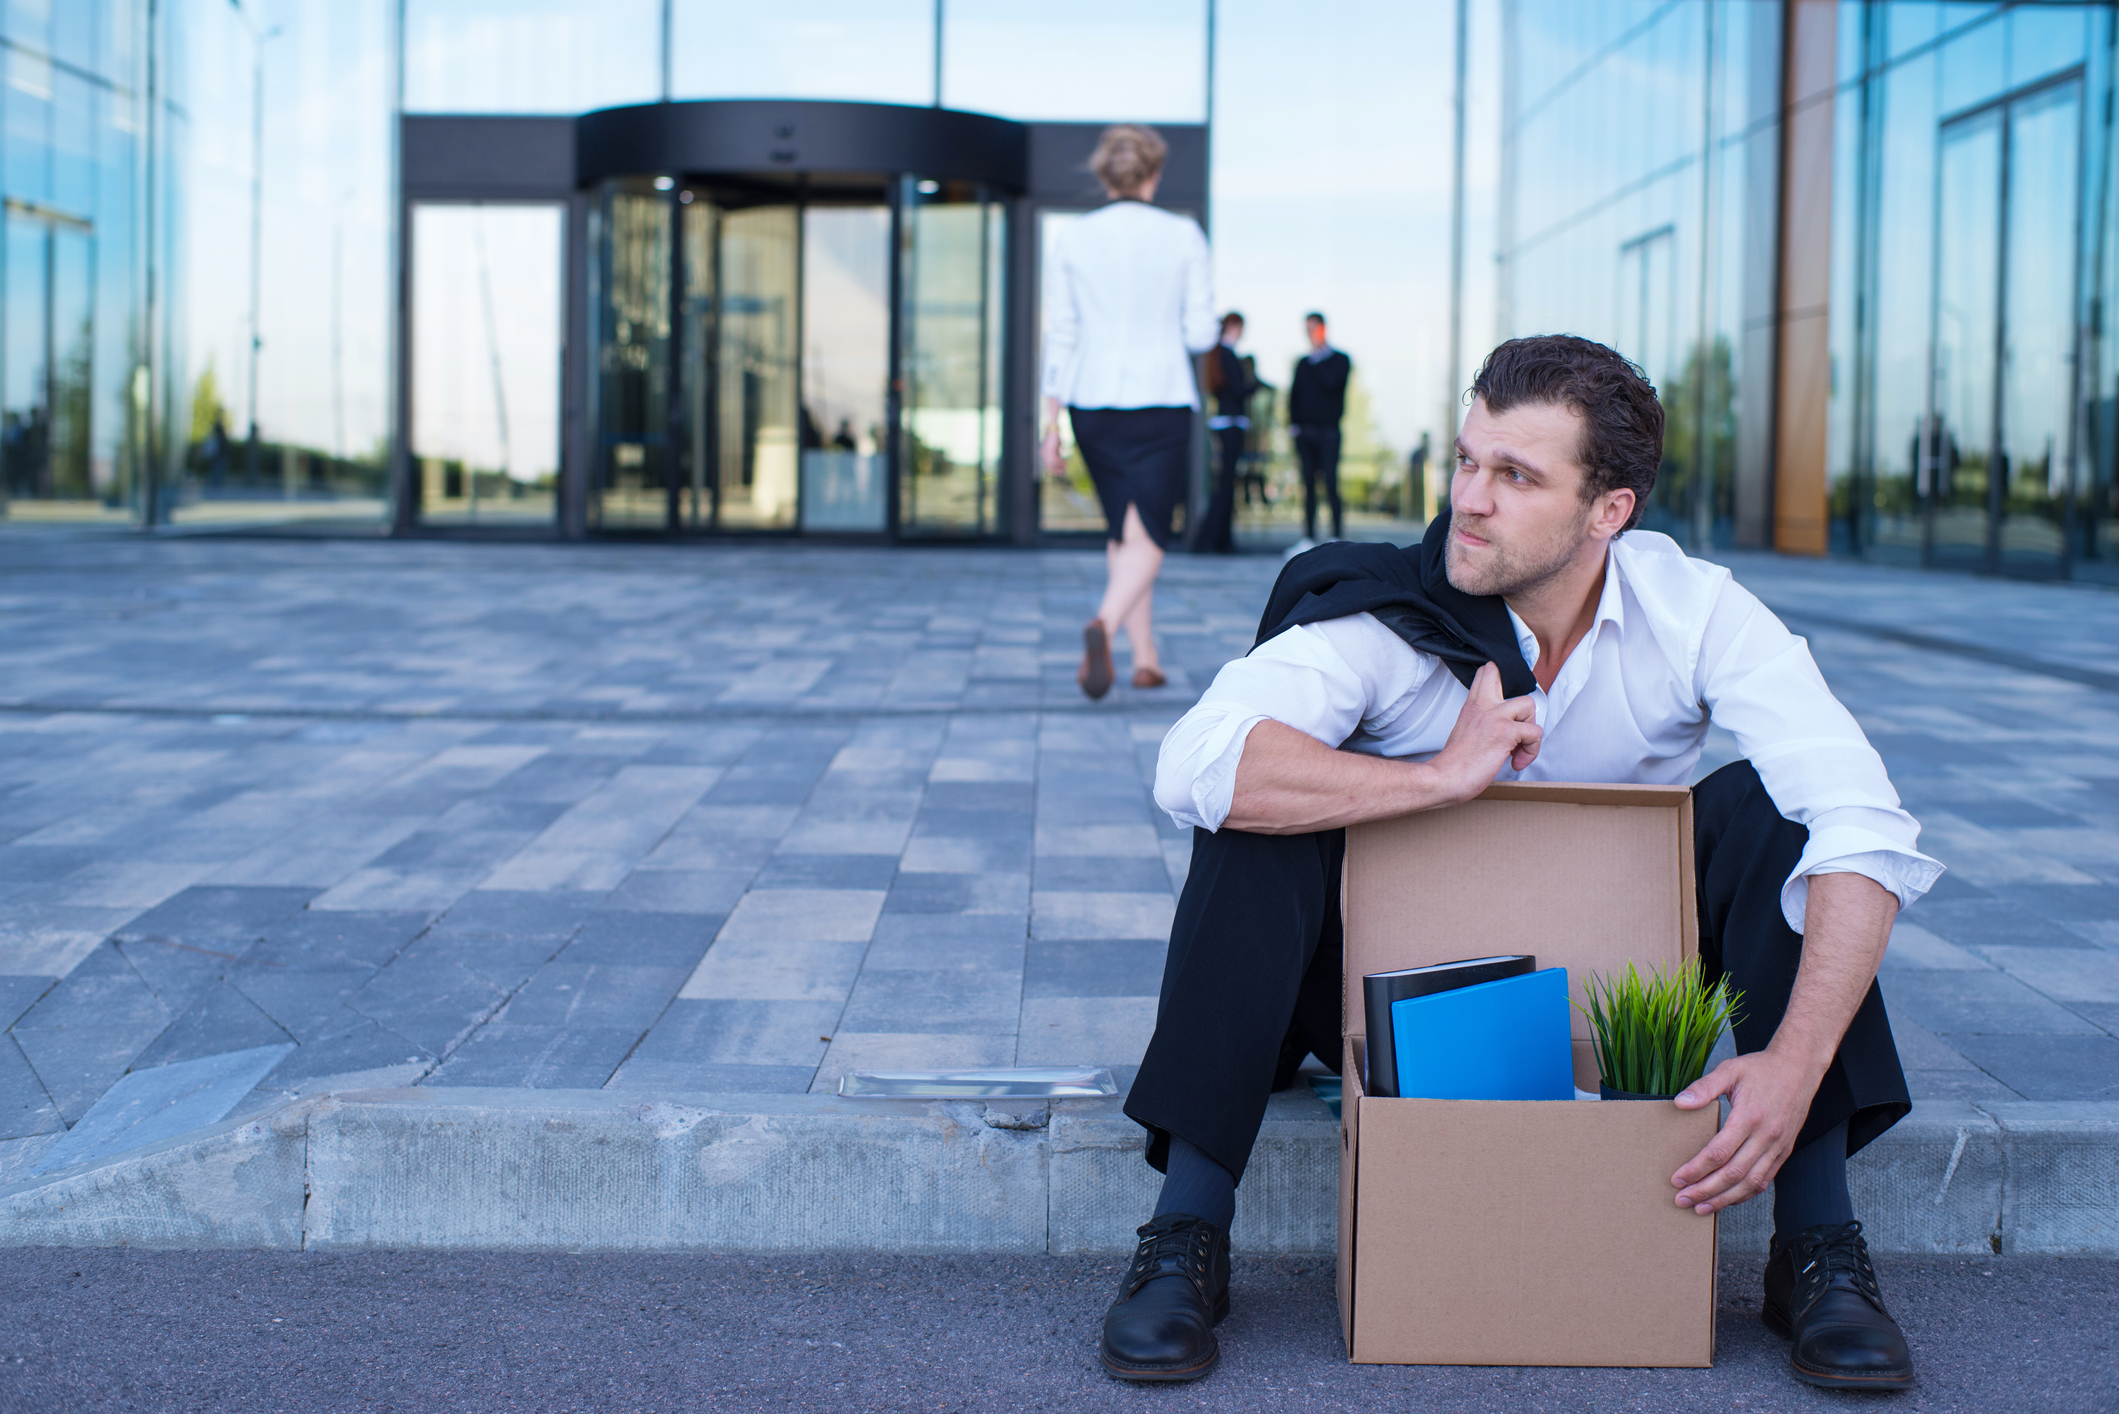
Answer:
[
  {"left": 1288, "top": 312, "right": 1352, "bottom": 542},
  {"left": 1190, "top": 312, "right": 1255, "bottom": 554}
]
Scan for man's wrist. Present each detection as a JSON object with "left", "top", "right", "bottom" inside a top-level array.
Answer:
[
  {"left": 1401, "top": 755, "right": 1472, "bottom": 813},
  {"left": 1762, "top": 1030, "right": 1836, "bottom": 1084}
]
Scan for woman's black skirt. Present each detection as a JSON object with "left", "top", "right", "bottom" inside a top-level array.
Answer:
[{"left": 1068, "top": 405, "right": 1194, "bottom": 548}]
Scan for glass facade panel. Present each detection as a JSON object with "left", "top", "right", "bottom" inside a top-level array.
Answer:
[
  {"left": 679, "top": 195, "right": 716, "bottom": 529},
  {"left": 1501, "top": 1, "right": 2114, "bottom": 582},
  {"left": 596, "top": 184, "right": 672, "bottom": 531},
  {"left": 1834, "top": 3, "right": 2108, "bottom": 580},
  {"left": 0, "top": 0, "right": 171, "bottom": 526},
  {"left": 1496, "top": 0, "right": 1762, "bottom": 549},
  {"left": 404, "top": 0, "right": 660, "bottom": 116},
  {"left": 799, "top": 203, "right": 890, "bottom": 533},
  {"left": 1997, "top": 82, "right": 2078, "bottom": 575},
  {"left": 899, "top": 182, "right": 1002, "bottom": 537},
  {"left": 715, "top": 203, "right": 800, "bottom": 531},
  {"left": 671, "top": 0, "right": 934, "bottom": 107},
  {"left": 410, "top": 203, "right": 563, "bottom": 527},
  {"left": 1932, "top": 109, "right": 2002, "bottom": 571}
]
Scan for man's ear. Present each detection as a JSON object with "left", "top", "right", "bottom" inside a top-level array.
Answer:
[{"left": 1591, "top": 487, "right": 1636, "bottom": 540}]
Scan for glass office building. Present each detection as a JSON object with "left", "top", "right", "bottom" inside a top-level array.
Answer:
[
  {"left": 1493, "top": 1, "right": 2119, "bottom": 583},
  {"left": 0, "top": 1, "right": 182, "bottom": 524},
  {"left": 11, "top": 1, "right": 1455, "bottom": 544}
]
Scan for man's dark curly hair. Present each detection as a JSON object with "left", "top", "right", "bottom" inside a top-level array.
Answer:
[{"left": 1469, "top": 334, "right": 1664, "bottom": 532}]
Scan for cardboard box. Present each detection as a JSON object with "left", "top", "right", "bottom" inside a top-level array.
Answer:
[{"left": 1337, "top": 782, "right": 1721, "bottom": 1366}]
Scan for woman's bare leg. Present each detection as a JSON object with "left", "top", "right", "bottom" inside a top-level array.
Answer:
[
  {"left": 1097, "top": 503, "right": 1163, "bottom": 671},
  {"left": 1121, "top": 580, "right": 1158, "bottom": 674}
]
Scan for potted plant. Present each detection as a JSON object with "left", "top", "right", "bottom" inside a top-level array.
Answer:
[{"left": 1580, "top": 961, "right": 1743, "bottom": 1100}]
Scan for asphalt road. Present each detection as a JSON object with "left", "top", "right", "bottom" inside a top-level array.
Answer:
[{"left": 0, "top": 1248, "right": 2112, "bottom": 1413}]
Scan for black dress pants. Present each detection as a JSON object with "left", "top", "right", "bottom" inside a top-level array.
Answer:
[
  {"left": 1293, "top": 425, "right": 1342, "bottom": 540},
  {"left": 1124, "top": 760, "right": 1912, "bottom": 1182},
  {"left": 1189, "top": 427, "right": 1245, "bottom": 553}
]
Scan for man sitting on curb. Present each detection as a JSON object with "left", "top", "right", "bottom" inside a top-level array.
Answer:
[{"left": 1104, "top": 335, "right": 1941, "bottom": 1393}]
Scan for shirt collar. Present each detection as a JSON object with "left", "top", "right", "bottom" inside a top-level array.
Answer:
[
  {"left": 1306, "top": 344, "right": 1335, "bottom": 362},
  {"left": 1503, "top": 548, "right": 1625, "bottom": 676}
]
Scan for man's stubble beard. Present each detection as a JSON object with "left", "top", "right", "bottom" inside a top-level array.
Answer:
[{"left": 1444, "top": 507, "right": 1593, "bottom": 599}]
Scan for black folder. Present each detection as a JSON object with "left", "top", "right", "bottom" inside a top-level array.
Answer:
[{"left": 1362, "top": 954, "right": 1536, "bottom": 1097}]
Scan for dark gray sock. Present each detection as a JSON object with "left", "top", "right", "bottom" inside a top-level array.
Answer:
[
  {"left": 1772, "top": 1118, "right": 1854, "bottom": 1240},
  {"left": 1153, "top": 1135, "right": 1237, "bottom": 1232}
]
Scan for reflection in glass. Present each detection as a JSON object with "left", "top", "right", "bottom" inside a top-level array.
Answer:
[
  {"left": 598, "top": 185, "right": 672, "bottom": 530},
  {"left": 411, "top": 203, "right": 563, "bottom": 526},
  {"left": 1617, "top": 227, "right": 1676, "bottom": 391},
  {"left": 1932, "top": 110, "right": 2001, "bottom": 571},
  {"left": 3, "top": 211, "right": 96, "bottom": 509},
  {"left": 680, "top": 195, "right": 718, "bottom": 528},
  {"left": 717, "top": 205, "right": 800, "bottom": 530},
  {"left": 901, "top": 183, "right": 1002, "bottom": 536},
  {"left": 1998, "top": 82, "right": 2078, "bottom": 574},
  {"left": 801, "top": 205, "right": 890, "bottom": 532}
]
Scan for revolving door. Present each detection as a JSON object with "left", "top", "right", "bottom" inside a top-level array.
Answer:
[{"left": 593, "top": 175, "right": 1005, "bottom": 538}]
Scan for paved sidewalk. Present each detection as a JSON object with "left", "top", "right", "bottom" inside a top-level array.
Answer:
[{"left": 0, "top": 534, "right": 2116, "bottom": 1185}]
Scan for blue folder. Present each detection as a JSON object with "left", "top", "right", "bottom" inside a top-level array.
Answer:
[{"left": 1390, "top": 967, "right": 1575, "bottom": 1101}]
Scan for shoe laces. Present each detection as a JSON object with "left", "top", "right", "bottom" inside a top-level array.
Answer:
[
  {"left": 1791, "top": 1220, "right": 1887, "bottom": 1315},
  {"left": 1121, "top": 1216, "right": 1218, "bottom": 1301}
]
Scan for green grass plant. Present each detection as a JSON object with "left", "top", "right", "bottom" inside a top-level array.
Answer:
[{"left": 1579, "top": 960, "right": 1743, "bottom": 1098}]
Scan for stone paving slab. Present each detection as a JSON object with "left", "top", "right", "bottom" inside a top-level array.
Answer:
[{"left": 0, "top": 534, "right": 2114, "bottom": 1171}]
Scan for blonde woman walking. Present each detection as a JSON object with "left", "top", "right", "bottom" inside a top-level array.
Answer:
[{"left": 1041, "top": 124, "right": 1218, "bottom": 699}]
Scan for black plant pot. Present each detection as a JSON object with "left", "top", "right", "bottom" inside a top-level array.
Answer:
[{"left": 1599, "top": 1082, "right": 1679, "bottom": 1101}]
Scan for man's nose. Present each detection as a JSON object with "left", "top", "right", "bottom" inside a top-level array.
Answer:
[{"left": 1452, "top": 471, "right": 1494, "bottom": 517}]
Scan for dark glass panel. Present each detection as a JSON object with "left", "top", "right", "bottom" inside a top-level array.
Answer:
[
  {"left": 597, "top": 184, "right": 672, "bottom": 531},
  {"left": 1931, "top": 109, "right": 2001, "bottom": 572},
  {"left": 1996, "top": 81, "right": 2078, "bottom": 576},
  {"left": 900, "top": 181, "right": 1001, "bottom": 537}
]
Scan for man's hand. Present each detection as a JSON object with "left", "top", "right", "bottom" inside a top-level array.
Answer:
[
  {"left": 1668, "top": 873, "right": 1896, "bottom": 1215},
  {"left": 1040, "top": 425, "right": 1066, "bottom": 477},
  {"left": 1668, "top": 1049, "right": 1825, "bottom": 1214},
  {"left": 1426, "top": 661, "right": 1541, "bottom": 801}
]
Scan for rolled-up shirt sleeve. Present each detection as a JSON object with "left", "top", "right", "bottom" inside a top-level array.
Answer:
[
  {"left": 1154, "top": 615, "right": 1427, "bottom": 831},
  {"left": 1696, "top": 579, "right": 1945, "bottom": 931}
]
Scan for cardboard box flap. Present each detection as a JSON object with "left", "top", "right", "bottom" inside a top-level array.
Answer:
[{"left": 1343, "top": 780, "right": 1697, "bottom": 1047}]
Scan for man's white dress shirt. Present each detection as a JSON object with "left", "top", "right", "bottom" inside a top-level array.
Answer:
[
  {"left": 1041, "top": 200, "right": 1219, "bottom": 411},
  {"left": 1154, "top": 531, "right": 1943, "bottom": 932}
]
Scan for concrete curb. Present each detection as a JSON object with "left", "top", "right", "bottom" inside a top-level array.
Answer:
[{"left": 2, "top": 1089, "right": 2112, "bottom": 1256}]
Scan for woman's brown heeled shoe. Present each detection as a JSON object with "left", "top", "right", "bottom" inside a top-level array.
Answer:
[
  {"left": 1079, "top": 620, "right": 1115, "bottom": 700},
  {"left": 1132, "top": 667, "right": 1166, "bottom": 689}
]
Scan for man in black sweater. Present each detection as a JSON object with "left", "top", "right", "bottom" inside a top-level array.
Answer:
[{"left": 1288, "top": 313, "right": 1352, "bottom": 541}]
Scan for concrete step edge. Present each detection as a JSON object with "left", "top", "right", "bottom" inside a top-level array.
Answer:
[{"left": 2, "top": 1087, "right": 2113, "bottom": 1256}]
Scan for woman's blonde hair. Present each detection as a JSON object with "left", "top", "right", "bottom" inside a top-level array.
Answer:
[{"left": 1089, "top": 124, "right": 1167, "bottom": 198}]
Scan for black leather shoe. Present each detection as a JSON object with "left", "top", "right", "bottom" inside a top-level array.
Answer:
[
  {"left": 1763, "top": 1221, "right": 1914, "bottom": 1390},
  {"left": 1100, "top": 1214, "right": 1230, "bottom": 1382}
]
